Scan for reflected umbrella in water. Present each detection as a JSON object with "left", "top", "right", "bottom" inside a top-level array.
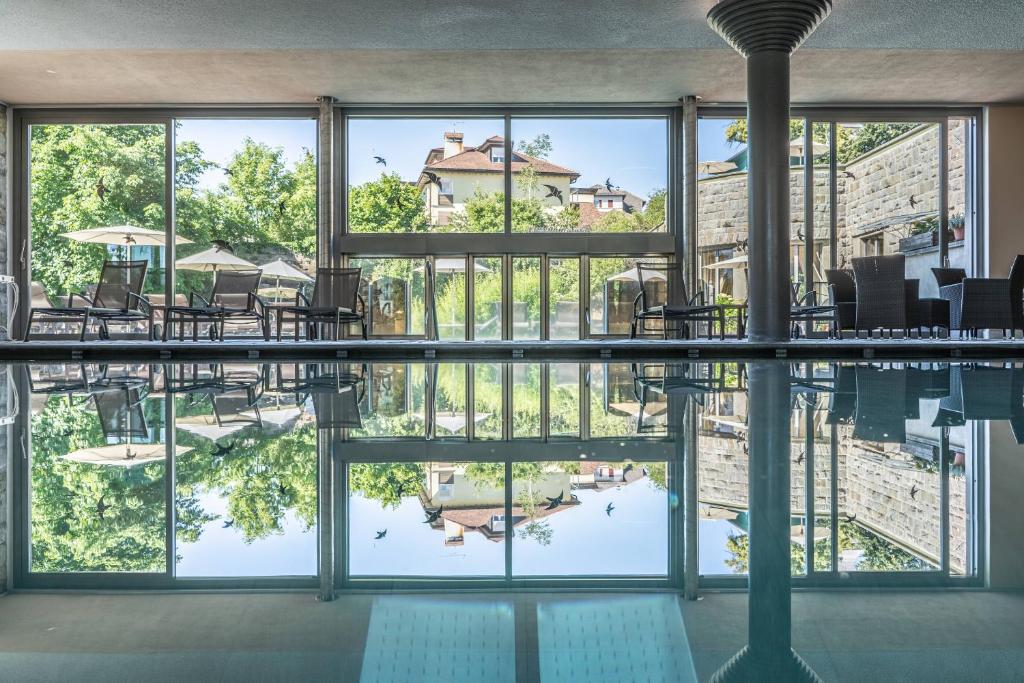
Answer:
[{"left": 63, "top": 443, "right": 190, "bottom": 467}]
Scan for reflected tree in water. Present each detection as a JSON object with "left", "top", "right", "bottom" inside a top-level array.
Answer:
[{"left": 348, "top": 462, "right": 425, "bottom": 509}]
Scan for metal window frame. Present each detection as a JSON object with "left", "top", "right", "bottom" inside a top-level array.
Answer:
[
  {"left": 695, "top": 105, "right": 985, "bottom": 291},
  {"left": 9, "top": 106, "right": 319, "bottom": 337}
]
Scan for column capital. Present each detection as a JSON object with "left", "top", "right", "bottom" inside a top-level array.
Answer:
[{"left": 707, "top": 0, "right": 832, "bottom": 57}]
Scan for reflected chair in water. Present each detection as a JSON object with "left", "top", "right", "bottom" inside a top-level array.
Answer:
[
  {"left": 92, "top": 386, "right": 149, "bottom": 441},
  {"left": 277, "top": 267, "right": 367, "bottom": 341},
  {"left": 935, "top": 364, "right": 1024, "bottom": 442},
  {"left": 26, "top": 363, "right": 105, "bottom": 397},
  {"left": 295, "top": 363, "right": 366, "bottom": 429},
  {"left": 24, "top": 260, "right": 152, "bottom": 341}
]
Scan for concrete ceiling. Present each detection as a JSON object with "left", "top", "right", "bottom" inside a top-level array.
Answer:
[{"left": 2, "top": 0, "right": 1023, "bottom": 105}]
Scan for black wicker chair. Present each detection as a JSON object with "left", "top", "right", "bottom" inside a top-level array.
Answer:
[
  {"left": 825, "top": 269, "right": 857, "bottom": 336},
  {"left": 277, "top": 267, "right": 366, "bottom": 341},
  {"left": 24, "top": 260, "right": 152, "bottom": 341},
  {"left": 938, "top": 255, "right": 1024, "bottom": 337},
  {"left": 852, "top": 255, "right": 909, "bottom": 337},
  {"left": 164, "top": 269, "right": 268, "bottom": 341},
  {"left": 631, "top": 263, "right": 724, "bottom": 340}
]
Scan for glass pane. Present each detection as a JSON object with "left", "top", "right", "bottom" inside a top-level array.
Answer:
[
  {"left": 948, "top": 424, "right": 970, "bottom": 576},
  {"left": 348, "top": 461, "right": 506, "bottom": 577},
  {"left": 432, "top": 363, "right": 468, "bottom": 439},
  {"left": 509, "top": 118, "right": 668, "bottom": 233},
  {"left": 28, "top": 364, "right": 167, "bottom": 572},
  {"left": 346, "top": 118, "right": 505, "bottom": 233},
  {"left": 588, "top": 363, "right": 645, "bottom": 438},
  {"left": 173, "top": 118, "right": 317, "bottom": 338},
  {"left": 173, "top": 364, "right": 317, "bottom": 577},
  {"left": 588, "top": 257, "right": 665, "bottom": 336},
  {"left": 548, "top": 257, "right": 580, "bottom": 340},
  {"left": 511, "top": 459, "right": 669, "bottom": 576},
  {"left": 473, "top": 363, "right": 504, "bottom": 440},
  {"left": 512, "top": 363, "right": 541, "bottom": 438},
  {"left": 548, "top": 363, "right": 581, "bottom": 437},
  {"left": 351, "top": 363, "right": 427, "bottom": 439},
  {"left": 350, "top": 257, "right": 426, "bottom": 337},
  {"left": 512, "top": 257, "right": 541, "bottom": 340},
  {"left": 697, "top": 117, "right": 748, "bottom": 307},
  {"left": 27, "top": 123, "right": 166, "bottom": 338},
  {"left": 473, "top": 257, "right": 503, "bottom": 340},
  {"left": 434, "top": 258, "right": 467, "bottom": 341},
  {"left": 948, "top": 117, "right": 972, "bottom": 280}
]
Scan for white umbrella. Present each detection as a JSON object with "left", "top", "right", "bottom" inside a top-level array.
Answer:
[
  {"left": 698, "top": 160, "right": 738, "bottom": 175},
  {"left": 414, "top": 411, "right": 491, "bottom": 434},
  {"left": 63, "top": 443, "right": 191, "bottom": 467},
  {"left": 176, "top": 247, "right": 258, "bottom": 273},
  {"left": 258, "top": 259, "right": 313, "bottom": 303},
  {"left": 259, "top": 259, "right": 313, "bottom": 282},
  {"left": 415, "top": 258, "right": 491, "bottom": 274},
  {"left": 703, "top": 254, "right": 749, "bottom": 270},
  {"left": 606, "top": 266, "right": 667, "bottom": 283},
  {"left": 789, "top": 135, "right": 830, "bottom": 158},
  {"left": 176, "top": 414, "right": 251, "bottom": 442},
  {"left": 62, "top": 225, "right": 193, "bottom": 247}
]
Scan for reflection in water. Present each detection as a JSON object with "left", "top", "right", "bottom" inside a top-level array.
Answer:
[{"left": 16, "top": 359, "right": 1005, "bottom": 584}]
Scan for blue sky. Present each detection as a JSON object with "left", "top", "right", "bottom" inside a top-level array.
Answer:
[{"left": 176, "top": 116, "right": 741, "bottom": 198}]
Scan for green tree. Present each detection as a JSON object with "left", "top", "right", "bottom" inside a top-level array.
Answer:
[{"left": 348, "top": 173, "right": 429, "bottom": 233}]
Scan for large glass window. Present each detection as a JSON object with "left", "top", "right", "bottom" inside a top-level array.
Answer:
[
  {"left": 27, "top": 123, "right": 167, "bottom": 337},
  {"left": 349, "top": 257, "right": 426, "bottom": 337},
  {"left": 173, "top": 118, "right": 317, "bottom": 336},
  {"left": 509, "top": 118, "right": 668, "bottom": 233},
  {"left": 346, "top": 118, "right": 505, "bottom": 233}
]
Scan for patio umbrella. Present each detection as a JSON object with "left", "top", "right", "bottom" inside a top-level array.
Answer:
[
  {"left": 789, "top": 135, "right": 830, "bottom": 158},
  {"left": 258, "top": 259, "right": 313, "bottom": 303},
  {"left": 698, "top": 160, "right": 738, "bottom": 175},
  {"left": 413, "top": 411, "right": 491, "bottom": 434},
  {"left": 63, "top": 224, "right": 192, "bottom": 261},
  {"left": 176, "top": 415, "right": 251, "bottom": 442},
  {"left": 63, "top": 443, "right": 191, "bottom": 467},
  {"left": 703, "top": 254, "right": 749, "bottom": 270},
  {"left": 414, "top": 258, "right": 491, "bottom": 274},
  {"left": 176, "top": 247, "right": 258, "bottom": 273},
  {"left": 606, "top": 266, "right": 667, "bottom": 283}
]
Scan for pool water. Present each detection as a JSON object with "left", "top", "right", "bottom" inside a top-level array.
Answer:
[{"left": 2, "top": 359, "right": 1022, "bottom": 681}]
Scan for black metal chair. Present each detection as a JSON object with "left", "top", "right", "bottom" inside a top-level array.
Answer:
[
  {"left": 277, "top": 267, "right": 366, "bottom": 341},
  {"left": 790, "top": 282, "right": 839, "bottom": 338},
  {"left": 295, "top": 363, "right": 366, "bottom": 429},
  {"left": 164, "top": 269, "right": 268, "bottom": 341},
  {"left": 631, "top": 263, "right": 724, "bottom": 340},
  {"left": 24, "top": 260, "right": 152, "bottom": 341},
  {"left": 938, "top": 255, "right": 1024, "bottom": 337}
]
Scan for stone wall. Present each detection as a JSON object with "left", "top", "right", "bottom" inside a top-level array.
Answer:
[
  {"left": 698, "top": 120, "right": 967, "bottom": 274},
  {"left": 698, "top": 427, "right": 969, "bottom": 573}
]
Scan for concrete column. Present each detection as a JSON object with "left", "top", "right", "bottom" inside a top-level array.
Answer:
[
  {"left": 707, "top": 0, "right": 833, "bottom": 342},
  {"left": 746, "top": 52, "right": 792, "bottom": 340}
]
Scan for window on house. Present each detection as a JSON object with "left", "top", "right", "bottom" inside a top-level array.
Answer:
[{"left": 491, "top": 148, "right": 505, "bottom": 164}]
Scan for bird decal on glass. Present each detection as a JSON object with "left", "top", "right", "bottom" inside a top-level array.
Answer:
[
  {"left": 543, "top": 184, "right": 563, "bottom": 205},
  {"left": 95, "top": 177, "right": 108, "bottom": 202},
  {"left": 212, "top": 442, "right": 235, "bottom": 458},
  {"left": 375, "top": 529, "right": 387, "bottom": 540},
  {"left": 211, "top": 240, "right": 234, "bottom": 253},
  {"left": 544, "top": 490, "right": 565, "bottom": 511},
  {"left": 908, "top": 194, "right": 920, "bottom": 209},
  {"left": 910, "top": 484, "right": 920, "bottom": 499},
  {"left": 222, "top": 518, "right": 235, "bottom": 529},
  {"left": 96, "top": 496, "right": 109, "bottom": 520},
  {"left": 606, "top": 502, "right": 615, "bottom": 517},
  {"left": 842, "top": 170, "right": 856, "bottom": 180},
  {"left": 604, "top": 177, "right": 615, "bottom": 192},
  {"left": 423, "top": 171, "right": 443, "bottom": 189},
  {"left": 374, "top": 155, "right": 387, "bottom": 166},
  {"left": 423, "top": 505, "right": 444, "bottom": 524}
]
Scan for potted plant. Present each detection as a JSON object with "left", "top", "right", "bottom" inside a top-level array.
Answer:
[
  {"left": 949, "top": 212, "right": 966, "bottom": 242},
  {"left": 899, "top": 216, "right": 939, "bottom": 252}
]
